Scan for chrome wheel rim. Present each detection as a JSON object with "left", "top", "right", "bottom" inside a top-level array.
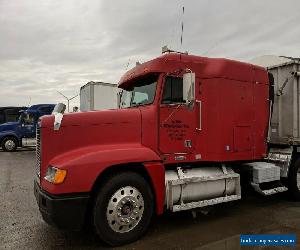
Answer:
[
  {"left": 5, "top": 140, "right": 15, "bottom": 151},
  {"left": 297, "top": 170, "right": 300, "bottom": 190},
  {"left": 106, "top": 186, "right": 144, "bottom": 233}
]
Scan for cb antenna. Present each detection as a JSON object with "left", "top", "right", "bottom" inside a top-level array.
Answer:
[
  {"left": 125, "top": 58, "right": 131, "bottom": 70},
  {"left": 180, "top": 6, "right": 185, "bottom": 48},
  {"left": 28, "top": 97, "right": 32, "bottom": 107},
  {"left": 179, "top": 6, "right": 185, "bottom": 61},
  {"left": 162, "top": 6, "right": 188, "bottom": 56}
]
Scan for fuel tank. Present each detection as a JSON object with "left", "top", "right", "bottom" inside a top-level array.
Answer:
[{"left": 165, "top": 167, "right": 237, "bottom": 205}]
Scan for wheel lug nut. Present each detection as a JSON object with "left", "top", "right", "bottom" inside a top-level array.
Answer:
[
  {"left": 130, "top": 216, "right": 135, "bottom": 220},
  {"left": 117, "top": 207, "right": 121, "bottom": 210},
  {"left": 118, "top": 213, "right": 121, "bottom": 217},
  {"left": 121, "top": 201, "right": 125, "bottom": 205},
  {"left": 134, "top": 211, "right": 138, "bottom": 215}
]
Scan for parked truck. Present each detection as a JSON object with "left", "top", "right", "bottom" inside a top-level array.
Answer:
[
  {"left": 0, "top": 104, "right": 55, "bottom": 151},
  {"left": 80, "top": 81, "right": 118, "bottom": 111},
  {"left": 34, "top": 51, "right": 300, "bottom": 246},
  {"left": 0, "top": 106, "right": 27, "bottom": 124}
]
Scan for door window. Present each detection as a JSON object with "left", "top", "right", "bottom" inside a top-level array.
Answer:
[
  {"left": 20, "top": 113, "right": 35, "bottom": 125},
  {"left": 162, "top": 76, "right": 184, "bottom": 104}
]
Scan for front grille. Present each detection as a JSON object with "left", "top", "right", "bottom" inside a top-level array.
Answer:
[{"left": 36, "top": 125, "right": 41, "bottom": 181}]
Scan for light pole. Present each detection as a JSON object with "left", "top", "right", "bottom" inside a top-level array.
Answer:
[{"left": 57, "top": 91, "right": 78, "bottom": 112}]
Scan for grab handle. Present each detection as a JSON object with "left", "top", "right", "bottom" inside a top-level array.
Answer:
[{"left": 196, "top": 100, "right": 202, "bottom": 131}]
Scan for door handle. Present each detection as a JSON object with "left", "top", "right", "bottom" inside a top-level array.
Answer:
[{"left": 196, "top": 100, "right": 201, "bottom": 131}]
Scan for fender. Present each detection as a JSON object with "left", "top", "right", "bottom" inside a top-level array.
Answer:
[
  {"left": 0, "top": 131, "right": 19, "bottom": 143},
  {"left": 42, "top": 143, "right": 163, "bottom": 197},
  {"left": 143, "top": 161, "right": 165, "bottom": 215}
]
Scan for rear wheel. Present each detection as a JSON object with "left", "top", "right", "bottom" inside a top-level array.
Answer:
[
  {"left": 93, "top": 172, "right": 153, "bottom": 246},
  {"left": 1, "top": 137, "right": 18, "bottom": 152},
  {"left": 287, "top": 157, "right": 300, "bottom": 201}
]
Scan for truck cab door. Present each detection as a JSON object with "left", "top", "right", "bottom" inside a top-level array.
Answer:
[
  {"left": 159, "top": 76, "right": 197, "bottom": 154},
  {"left": 20, "top": 112, "right": 36, "bottom": 138}
]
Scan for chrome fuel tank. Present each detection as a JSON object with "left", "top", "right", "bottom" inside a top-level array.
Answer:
[{"left": 165, "top": 167, "right": 237, "bottom": 205}]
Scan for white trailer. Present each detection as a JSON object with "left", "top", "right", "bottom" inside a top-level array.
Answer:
[{"left": 80, "top": 81, "right": 118, "bottom": 111}]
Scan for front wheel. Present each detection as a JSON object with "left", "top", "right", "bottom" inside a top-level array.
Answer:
[
  {"left": 287, "top": 157, "right": 300, "bottom": 201},
  {"left": 1, "top": 137, "right": 18, "bottom": 152},
  {"left": 93, "top": 172, "right": 154, "bottom": 246}
]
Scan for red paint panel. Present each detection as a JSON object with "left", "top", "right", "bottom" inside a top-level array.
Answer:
[
  {"left": 40, "top": 108, "right": 144, "bottom": 192},
  {"left": 233, "top": 126, "right": 252, "bottom": 152},
  {"left": 143, "top": 162, "right": 165, "bottom": 215},
  {"left": 159, "top": 105, "right": 196, "bottom": 154},
  {"left": 193, "top": 63, "right": 268, "bottom": 161},
  {"left": 140, "top": 105, "right": 159, "bottom": 154},
  {"left": 41, "top": 144, "right": 161, "bottom": 194}
]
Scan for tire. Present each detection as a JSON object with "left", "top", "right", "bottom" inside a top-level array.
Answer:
[
  {"left": 1, "top": 136, "right": 18, "bottom": 152},
  {"left": 93, "top": 172, "right": 154, "bottom": 246},
  {"left": 287, "top": 157, "right": 300, "bottom": 201}
]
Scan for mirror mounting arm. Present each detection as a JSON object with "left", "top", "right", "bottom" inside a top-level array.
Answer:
[{"left": 184, "top": 68, "right": 193, "bottom": 73}]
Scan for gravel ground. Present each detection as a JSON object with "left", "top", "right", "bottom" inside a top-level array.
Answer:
[{"left": 1, "top": 149, "right": 300, "bottom": 249}]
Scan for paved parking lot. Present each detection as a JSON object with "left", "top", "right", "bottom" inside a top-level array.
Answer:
[{"left": 1, "top": 150, "right": 300, "bottom": 249}]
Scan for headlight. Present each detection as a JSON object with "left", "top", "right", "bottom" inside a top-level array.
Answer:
[{"left": 44, "top": 166, "right": 67, "bottom": 184}]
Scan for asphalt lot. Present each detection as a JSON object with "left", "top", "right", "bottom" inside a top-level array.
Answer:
[{"left": 1, "top": 149, "right": 300, "bottom": 249}]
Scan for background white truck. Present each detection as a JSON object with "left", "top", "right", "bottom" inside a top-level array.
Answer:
[{"left": 80, "top": 81, "right": 118, "bottom": 111}]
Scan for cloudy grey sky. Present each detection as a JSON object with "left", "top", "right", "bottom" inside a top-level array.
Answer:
[{"left": 0, "top": 0, "right": 299, "bottom": 108}]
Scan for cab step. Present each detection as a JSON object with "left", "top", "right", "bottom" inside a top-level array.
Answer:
[{"left": 251, "top": 182, "right": 288, "bottom": 196}]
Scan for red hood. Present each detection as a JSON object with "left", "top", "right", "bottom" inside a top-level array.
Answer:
[{"left": 39, "top": 108, "right": 142, "bottom": 176}]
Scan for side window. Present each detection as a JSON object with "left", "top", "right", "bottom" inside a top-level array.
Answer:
[
  {"left": 162, "top": 76, "right": 184, "bottom": 104},
  {"left": 0, "top": 112, "right": 4, "bottom": 123},
  {"left": 5, "top": 109, "right": 18, "bottom": 122},
  {"left": 22, "top": 113, "right": 35, "bottom": 125}
]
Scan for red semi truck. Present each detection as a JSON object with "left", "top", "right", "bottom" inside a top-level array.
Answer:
[{"left": 34, "top": 52, "right": 300, "bottom": 246}]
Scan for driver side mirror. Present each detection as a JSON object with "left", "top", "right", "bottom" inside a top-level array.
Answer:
[
  {"left": 183, "top": 72, "right": 195, "bottom": 104},
  {"left": 52, "top": 103, "right": 66, "bottom": 131},
  {"left": 52, "top": 103, "right": 66, "bottom": 115}
]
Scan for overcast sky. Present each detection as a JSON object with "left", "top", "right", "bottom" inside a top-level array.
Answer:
[{"left": 0, "top": 0, "right": 299, "bottom": 109}]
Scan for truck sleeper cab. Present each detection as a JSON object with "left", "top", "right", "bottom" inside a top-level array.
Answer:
[{"left": 34, "top": 53, "right": 300, "bottom": 246}]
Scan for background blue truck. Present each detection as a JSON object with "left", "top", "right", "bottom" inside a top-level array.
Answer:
[{"left": 0, "top": 104, "right": 55, "bottom": 151}]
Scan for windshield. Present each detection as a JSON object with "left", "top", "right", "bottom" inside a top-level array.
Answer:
[{"left": 120, "top": 74, "right": 158, "bottom": 108}]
